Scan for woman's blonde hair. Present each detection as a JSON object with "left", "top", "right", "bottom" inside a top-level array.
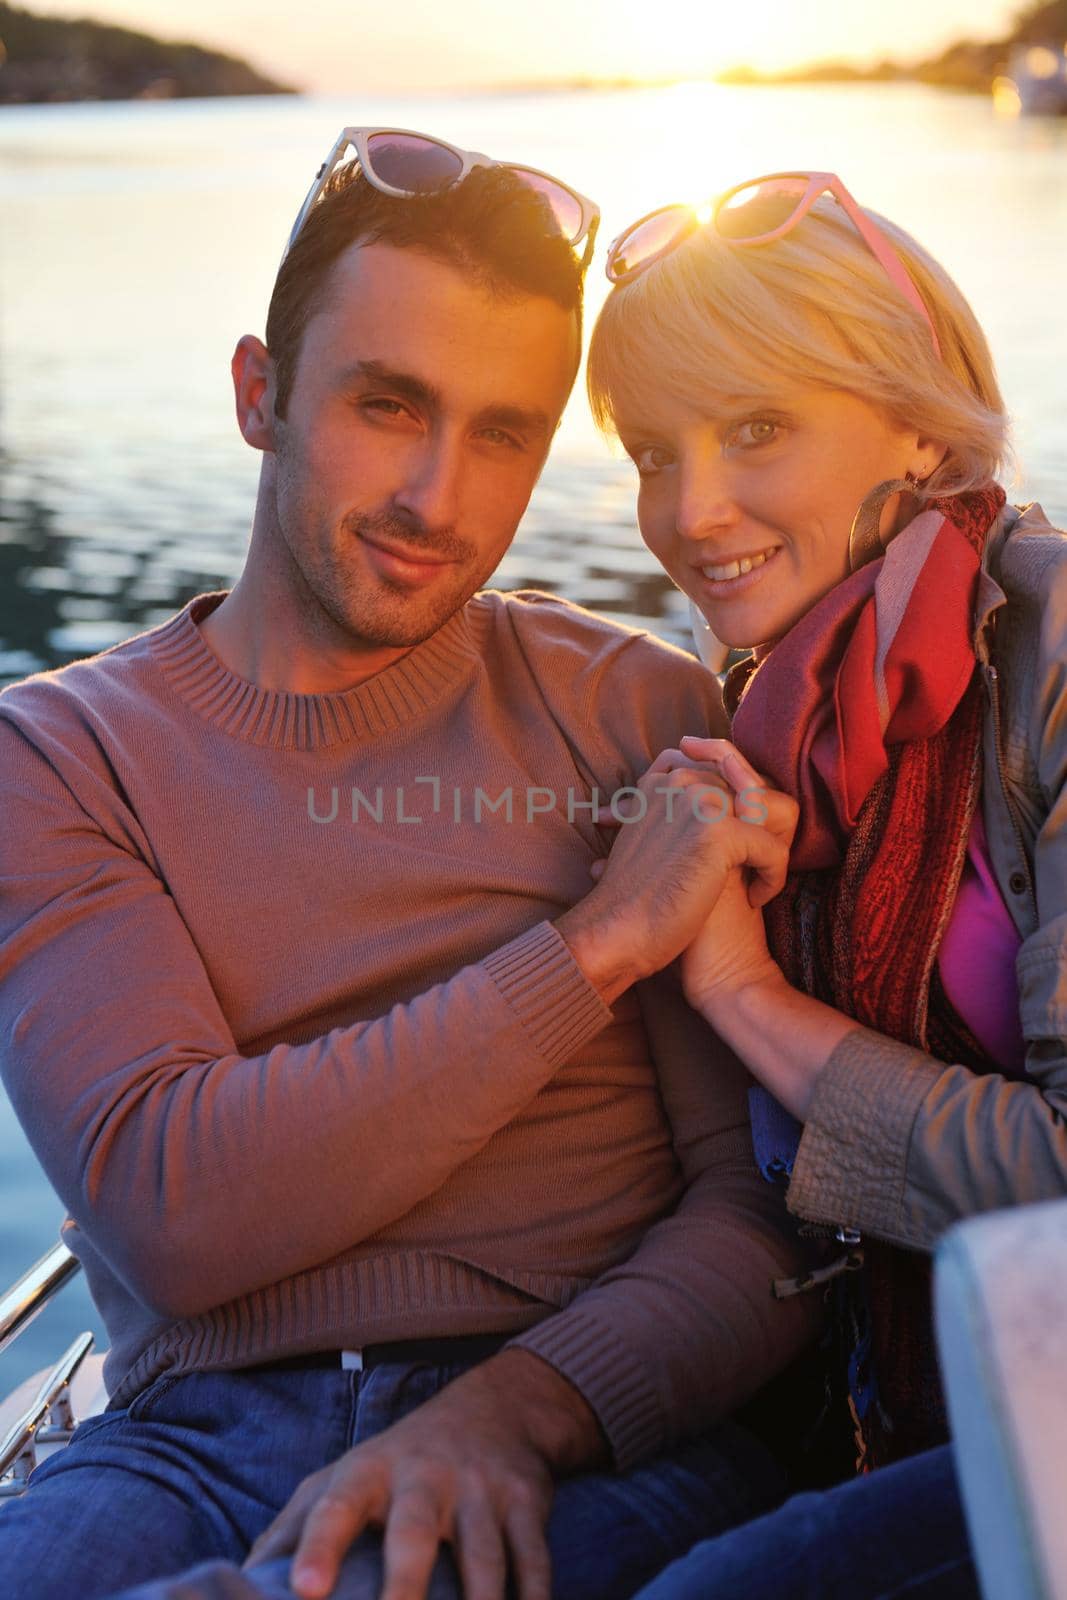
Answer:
[{"left": 588, "top": 195, "right": 1010, "bottom": 498}]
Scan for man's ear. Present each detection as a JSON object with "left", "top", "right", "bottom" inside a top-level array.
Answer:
[{"left": 232, "top": 335, "right": 277, "bottom": 453}]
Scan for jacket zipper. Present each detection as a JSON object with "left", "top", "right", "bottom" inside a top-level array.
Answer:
[
  {"left": 982, "top": 661, "right": 1038, "bottom": 919},
  {"left": 797, "top": 1223, "right": 862, "bottom": 1244}
]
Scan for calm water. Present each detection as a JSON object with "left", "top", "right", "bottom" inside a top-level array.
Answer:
[{"left": 1, "top": 84, "right": 1065, "bottom": 1385}]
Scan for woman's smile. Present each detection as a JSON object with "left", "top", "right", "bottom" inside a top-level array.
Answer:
[{"left": 694, "top": 545, "right": 782, "bottom": 591}]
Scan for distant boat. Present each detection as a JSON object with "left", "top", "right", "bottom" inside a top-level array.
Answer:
[{"left": 993, "top": 43, "right": 1067, "bottom": 116}]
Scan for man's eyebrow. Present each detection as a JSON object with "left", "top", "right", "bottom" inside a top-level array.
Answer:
[{"left": 340, "top": 361, "right": 443, "bottom": 412}]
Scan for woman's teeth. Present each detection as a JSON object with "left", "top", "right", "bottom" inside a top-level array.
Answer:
[{"left": 701, "top": 549, "right": 776, "bottom": 583}]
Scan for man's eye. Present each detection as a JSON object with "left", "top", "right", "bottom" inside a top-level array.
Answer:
[
  {"left": 361, "top": 397, "right": 409, "bottom": 418},
  {"left": 633, "top": 445, "right": 674, "bottom": 477},
  {"left": 478, "top": 428, "right": 521, "bottom": 449}
]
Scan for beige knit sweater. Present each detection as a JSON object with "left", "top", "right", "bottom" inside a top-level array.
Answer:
[{"left": 0, "top": 589, "right": 814, "bottom": 1468}]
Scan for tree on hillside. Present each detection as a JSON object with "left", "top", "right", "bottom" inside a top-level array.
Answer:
[{"left": 0, "top": 0, "right": 295, "bottom": 101}]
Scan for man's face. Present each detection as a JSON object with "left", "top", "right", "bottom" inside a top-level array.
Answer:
[{"left": 263, "top": 241, "right": 579, "bottom": 650}]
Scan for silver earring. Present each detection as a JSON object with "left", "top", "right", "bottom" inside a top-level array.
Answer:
[{"left": 848, "top": 478, "right": 916, "bottom": 573}]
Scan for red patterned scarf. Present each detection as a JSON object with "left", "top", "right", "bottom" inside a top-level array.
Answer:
[
  {"left": 728, "top": 483, "right": 1006, "bottom": 1463},
  {"left": 728, "top": 485, "right": 1004, "bottom": 1043}
]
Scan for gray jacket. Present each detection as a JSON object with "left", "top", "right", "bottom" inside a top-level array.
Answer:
[{"left": 787, "top": 503, "right": 1067, "bottom": 1249}]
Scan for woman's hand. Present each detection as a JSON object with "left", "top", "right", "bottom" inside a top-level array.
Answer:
[
  {"left": 658, "top": 741, "right": 856, "bottom": 1121},
  {"left": 679, "top": 860, "right": 783, "bottom": 1020},
  {"left": 665, "top": 738, "right": 788, "bottom": 1016},
  {"left": 667, "top": 737, "right": 798, "bottom": 909}
]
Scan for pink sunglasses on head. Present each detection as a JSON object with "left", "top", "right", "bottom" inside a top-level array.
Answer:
[{"left": 605, "top": 171, "right": 941, "bottom": 359}]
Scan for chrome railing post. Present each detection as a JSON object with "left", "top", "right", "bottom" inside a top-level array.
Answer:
[{"left": 0, "top": 1243, "right": 81, "bottom": 1361}]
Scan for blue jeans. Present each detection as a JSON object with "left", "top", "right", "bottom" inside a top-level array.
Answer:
[
  {"left": 0, "top": 1358, "right": 784, "bottom": 1599},
  {"left": 632, "top": 1444, "right": 979, "bottom": 1600}
]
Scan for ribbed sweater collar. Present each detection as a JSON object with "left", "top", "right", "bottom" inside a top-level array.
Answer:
[{"left": 150, "top": 591, "right": 486, "bottom": 750}]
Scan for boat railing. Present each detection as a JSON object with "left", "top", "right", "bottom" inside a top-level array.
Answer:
[{"left": 0, "top": 1241, "right": 95, "bottom": 1497}]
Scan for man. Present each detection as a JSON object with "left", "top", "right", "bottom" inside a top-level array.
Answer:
[{"left": 0, "top": 132, "right": 814, "bottom": 1600}]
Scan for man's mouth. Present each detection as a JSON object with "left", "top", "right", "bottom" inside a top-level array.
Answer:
[
  {"left": 357, "top": 528, "right": 459, "bottom": 586},
  {"left": 360, "top": 530, "right": 455, "bottom": 567}
]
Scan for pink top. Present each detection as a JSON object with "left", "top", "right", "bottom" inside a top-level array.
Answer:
[{"left": 938, "top": 806, "right": 1026, "bottom": 1074}]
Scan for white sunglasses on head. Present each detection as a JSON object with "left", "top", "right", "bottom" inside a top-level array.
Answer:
[{"left": 283, "top": 125, "right": 601, "bottom": 268}]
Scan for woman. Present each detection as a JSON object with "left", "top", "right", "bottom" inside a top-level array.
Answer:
[{"left": 585, "top": 173, "right": 1067, "bottom": 1598}]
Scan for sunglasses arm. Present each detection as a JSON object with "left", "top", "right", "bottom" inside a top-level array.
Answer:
[
  {"left": 281, "top": 130, "right": 353, "bottom": 264},
  {"left": 579, "top": 214, "right": 600, "bottom": 272},
  {"left": 819, "top": 178, "right": 942, "bottom": 358}
]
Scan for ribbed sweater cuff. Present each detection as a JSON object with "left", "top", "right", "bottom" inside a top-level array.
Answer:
[
  {"left": 787, "top": 1025, "right": 942, "bottom": 1242},
  {"left": 483, "top": 921, "right": 613, "bottom": 1068},
  {"left": 509, "top": 1307, "right": 664, "bottom": 1471}
]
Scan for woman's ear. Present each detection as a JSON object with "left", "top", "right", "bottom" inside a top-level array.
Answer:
[
  {"left": 910, "top": 433, "right": 950, "bottom": 483},
  {"left": 231, "top": 335, "right": 277, "bottom": 453}
]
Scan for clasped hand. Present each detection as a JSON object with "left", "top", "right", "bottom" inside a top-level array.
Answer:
[{"left": 575, "top": 735, "right": 794, "bottom": 1008}]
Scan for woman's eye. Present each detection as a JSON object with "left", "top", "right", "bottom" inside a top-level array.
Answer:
[
  {"left": 726, "top": 418, "right": 780, "bottom": 449},
  {"left": 633, "top": 445, "right": 674, "bottom": 477}
]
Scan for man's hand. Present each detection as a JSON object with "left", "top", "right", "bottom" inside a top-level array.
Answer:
[
  {"left": 557, "top": 736, "right": 798, "bottom": 1004},
  {"left": 243, "top": 1350, "right": 606, "bottom": 1600}
]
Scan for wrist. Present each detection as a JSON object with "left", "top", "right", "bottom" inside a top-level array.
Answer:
[
  {"left": 555, "top": 903, "right": 644, "bottom": 1005},
  {"left": 685, "top": 957, "right": 788, "bottom": 1030},
  {"left": 692, "top": 970, "right": 857, "bottom": 1122},
  {"left": 471, "top": 1349, "right": 608, "bottom": 1474}
]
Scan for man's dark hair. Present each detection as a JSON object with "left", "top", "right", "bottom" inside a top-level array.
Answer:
[{"left": 265, "top": 162, "right": 587, "bottom": 417}]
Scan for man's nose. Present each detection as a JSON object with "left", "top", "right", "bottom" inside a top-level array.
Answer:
[
  {"left": 674, "top": 455, "right": 742, "bottom": 544},
  {"left": 392, "top": 436, "right": 464, "bottom": 533}
]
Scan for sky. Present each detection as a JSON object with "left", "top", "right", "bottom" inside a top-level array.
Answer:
[{"left": 24, "top": 0, "right": 1024, "bottom": 93}]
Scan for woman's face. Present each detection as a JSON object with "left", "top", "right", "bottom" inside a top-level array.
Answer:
[{"left": 617, "top": 379, "right": 930, "bottom": 648}]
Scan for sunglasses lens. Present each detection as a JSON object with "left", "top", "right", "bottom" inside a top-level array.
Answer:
[
  {"left": 507, "top": 168, "right": 584, "bottom": 242},
  {"left": 715, "top": 177, "right": 810, "bottom": 242},
  {"left": 364, "top": 132, "right": 465, "bottom": 194},
  {"left": 608, "top": 208, "right": 693, "bottom": 281}
]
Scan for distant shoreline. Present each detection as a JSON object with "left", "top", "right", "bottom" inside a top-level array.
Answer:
[
  {"left": 478, "top": 54, "right": 1009, "bottom": 100},
  {"left": 1, "top": 0, "right": 1060, "bottom": 105},
  {"left": 474, "top": 72, "right": 933, "bottom": 97}
]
